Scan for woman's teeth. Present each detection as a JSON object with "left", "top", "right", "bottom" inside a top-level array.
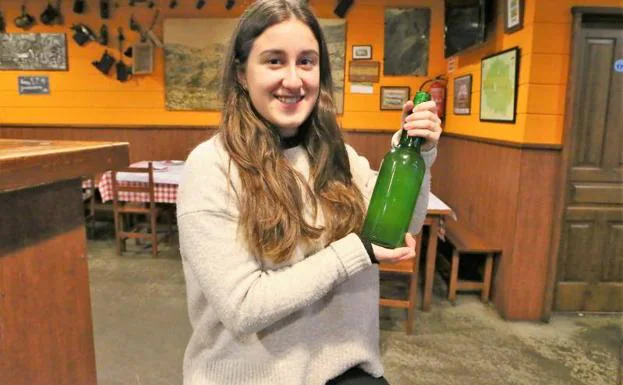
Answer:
[{"left": 276, "top": 96, "right": 302, "bottom": 104}]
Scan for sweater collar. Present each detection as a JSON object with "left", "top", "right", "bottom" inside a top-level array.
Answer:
[{"left": 279, "top": 127, "right": 306, "bottom": 149}]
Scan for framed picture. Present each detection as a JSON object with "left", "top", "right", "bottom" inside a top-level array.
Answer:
[
  {"left": 504, "top": 0, "right": 524, "bottom": 33},
  {"left": 380, "top": 86, "right": 410, "bottom": 111},
  {"left": 349, "top": 61, "right": 380, "bottom": 82},
  {"left": 453, "top": 74, "right": 472, "bottom": 115},
  {"left": 480, "top": 47, "right": 520, "bottom": 123},
  {"left": 352, "top": 45, "right": 372, "bottom": 60}
]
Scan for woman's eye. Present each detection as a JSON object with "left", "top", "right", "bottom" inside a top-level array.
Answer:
[
  {"left": 267, "top": 58, "right": 282, "bottom": 65},
  {"left": 299, "top": 57, "right": 316, "bottom": 67}
]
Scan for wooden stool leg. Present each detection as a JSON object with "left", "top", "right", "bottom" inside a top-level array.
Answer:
[
  {"left": 482, "top": 253, "right": 494, "bottom": 302},
  {"left": 114, "top": 212, "right": 122, "bottom": 256},
  {"left": 151, "top": 211, "right": 158, "bottom": 258},
  {"left": 406, "top": 237, "right": 421, "bottom": 335},
  {"left": 448, "top": 249, "right": 459, "bottom": 304}
]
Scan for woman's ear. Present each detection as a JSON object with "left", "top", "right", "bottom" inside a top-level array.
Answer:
[{"left": 237, "top": 69, "right": 247, "bottom": 90}]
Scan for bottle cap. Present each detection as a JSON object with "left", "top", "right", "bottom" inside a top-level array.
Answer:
[{"left": 413, "top": 91, "right": 431, "bottom": 105}]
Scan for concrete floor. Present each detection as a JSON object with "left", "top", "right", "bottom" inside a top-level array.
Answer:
[{"left": 87, "top": 229, "right": 622, "bottom": 385}]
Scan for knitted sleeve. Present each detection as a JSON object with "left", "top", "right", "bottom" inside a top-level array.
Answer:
[{"left": 176, "top": 138, "right": 372, "bottom": 336}]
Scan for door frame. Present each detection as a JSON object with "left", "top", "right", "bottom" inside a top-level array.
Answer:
[{"left": 543, "top": 6, "right": 623, "bottom": 320}]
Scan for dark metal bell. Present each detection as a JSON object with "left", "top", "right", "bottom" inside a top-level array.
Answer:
[
  {"left": 100, "top": 0, "right": 111, "bottom": 19},
  {"left": 98, "top": 24, "right": 109, "bottom": 46},
  {"left": 40, "top": 3, "right": 60, "bottom": 26},
  {"left": 14, "top": 6, "right": 36, "bottom": 30},
  {"left": 92, "top": 50, "right": 116, "bottom": 75},
  {"left": 73, "top": 0, "right": 85, "bottom": 14},
  {"left": 116, "top": 61, "right": 131, "bottom": 82}
]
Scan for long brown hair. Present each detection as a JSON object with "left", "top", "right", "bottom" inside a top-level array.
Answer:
[{"left": 220, "top": 0, "right": 365, "bottom": 264}]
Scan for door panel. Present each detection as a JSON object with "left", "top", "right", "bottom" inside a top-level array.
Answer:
[{"left": 555, "top": 24, "right": 623, "bottom": 312}]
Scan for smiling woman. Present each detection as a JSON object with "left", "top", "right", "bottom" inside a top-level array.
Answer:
[
  {"left": 175, "top": 1, "right": 441, "bottom": 384},
  {"left": 240, "top": 18, "right": 320, "bottom": 137}
]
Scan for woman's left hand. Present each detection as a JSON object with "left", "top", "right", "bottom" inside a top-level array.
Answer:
[{"left": 400, "top": 100, "right": 443, "bottom": 152}]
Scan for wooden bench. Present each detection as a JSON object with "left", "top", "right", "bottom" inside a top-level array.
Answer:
[{"left": 442, "top": 220, "right": 502, "bottom": 303}]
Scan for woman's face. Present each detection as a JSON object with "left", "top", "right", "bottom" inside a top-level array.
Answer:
[{"left": 241, "top": 18, "right": 321, "bottom": 138}]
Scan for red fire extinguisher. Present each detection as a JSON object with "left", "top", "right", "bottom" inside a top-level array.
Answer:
[{"left": 420, "top": 76, "right": 446, "bottom": 120}]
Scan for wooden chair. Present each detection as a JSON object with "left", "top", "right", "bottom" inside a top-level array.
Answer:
[
  {"left": 82, "top": 175, "right": 96, "bottom": 237},
  {"left": 111, "top": 162, "right": 172, "bottom": 257},
  {"left": 442, "top": 219, "right": 502, "bottom": 304},
  {"left": 379, "top": 232, "right": 423, "bottom": 335}
]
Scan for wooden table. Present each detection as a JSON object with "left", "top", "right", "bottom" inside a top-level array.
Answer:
[
  {"left": 0, "top": 139, "right": 129, "bottom": 385},
  {"left": 97, "top": 160, "right": 184, "bottom": 203}
]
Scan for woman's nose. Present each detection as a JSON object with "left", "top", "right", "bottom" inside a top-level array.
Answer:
[{"left": 282, "top": 66, "right": 303, "bottom": 89}]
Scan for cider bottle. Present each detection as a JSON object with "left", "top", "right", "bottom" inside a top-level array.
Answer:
[{"left": 361, "top": 91, "right": 431, "bottom": 248}]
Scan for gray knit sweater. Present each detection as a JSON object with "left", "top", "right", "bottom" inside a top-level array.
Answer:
[{"left": 177, "top": 134, "right": 436, "bottom": 385}]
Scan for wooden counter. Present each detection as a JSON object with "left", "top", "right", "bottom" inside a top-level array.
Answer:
[{"left": 0, "top": 139, "right": 129, "bottom": 385}]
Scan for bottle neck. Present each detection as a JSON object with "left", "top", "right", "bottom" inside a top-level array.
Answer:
[{"left": 398, "top": 129, "right": 423, "bottom": 151}]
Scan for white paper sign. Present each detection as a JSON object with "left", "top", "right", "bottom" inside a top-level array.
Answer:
[{"left": 350, "top": 82, "right": 374, "bottom": 94}]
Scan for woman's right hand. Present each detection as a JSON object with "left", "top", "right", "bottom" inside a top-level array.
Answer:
[{"left": 371, "top": 233, "right": 417, "bottom": 263}]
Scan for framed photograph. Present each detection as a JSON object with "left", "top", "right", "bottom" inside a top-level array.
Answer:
[
  {"left": 349, "top": 61, "right": 380, "bottom": 82},
  {"left": 453, "top": 74, "right": 472, "bottom": 115},
  {"left": 352, "top": 45, "right": 372, "bottom": 60},
  {"left": 504, "top": 0, "right": 524, "bottom": 34},
  {"left": 380, "top": 86, "right": 410, "bottom": 111},
  {"left": 480, "top": 47, "right": 520, "bottom": 123}
]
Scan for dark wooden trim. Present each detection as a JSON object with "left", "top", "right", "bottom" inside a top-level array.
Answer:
[
  {"left": 571, "top": 7, "right": 623, "bottom": 16},
  {"left": 441, "top": 132, "right": 563, "bottom": 150},
  {"left": 543, "top": 9, "right": 586, "bottom": 321},
  {"left": 0, "top": 123, "right": 217, "bottom": 131},
  {"left": 0, "top": 122, "right": 398, "bottom": 135}
]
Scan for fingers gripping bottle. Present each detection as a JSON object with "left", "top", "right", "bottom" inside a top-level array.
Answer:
[{"left": 361, "top": 91, "right": 431, "bottom": 248}]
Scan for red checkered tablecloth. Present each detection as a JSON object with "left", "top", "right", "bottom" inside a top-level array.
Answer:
[{"left": 98, "top": 171, "right": 178, "bottom": 204}]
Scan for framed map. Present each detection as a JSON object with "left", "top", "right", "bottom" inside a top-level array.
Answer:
[
  {"left": 0, "top": 33, "right": 68, "bottom": 71},
  {"left": 480, "top": 47, "right": 519, "bottom": 123},
  {"left": 164, "top": 18, "right": 346, "bottom": 112}
]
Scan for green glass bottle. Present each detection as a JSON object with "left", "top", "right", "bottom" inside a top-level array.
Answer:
[{"left": 361, "top": 91, "right": 431, "bottom": 248}]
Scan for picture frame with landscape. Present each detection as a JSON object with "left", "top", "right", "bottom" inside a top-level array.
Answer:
[{"left": 380, "top": 86, "right": 410, "bottom": 111}]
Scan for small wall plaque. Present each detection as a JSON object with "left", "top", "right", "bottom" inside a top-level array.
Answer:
[
  {"left": 349, "top": 61, "right": 380, "bottom": 83},
  {"left": 18, "top": 76, "right": 50, "bottom": 95}
]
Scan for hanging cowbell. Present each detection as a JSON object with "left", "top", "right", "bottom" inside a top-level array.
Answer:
[
  {"left": 92, "top": 50, "right": 116, "bottom": 75},
  {"left": 100, "top": 0, "right": 111, "bottom": 19},
  {"left": 40, "top": 1, "right": 61, "bottom": 26},
  {"left": 14, "top": 5, "right": 36, "bottom": 30},
  {"left": 73, "top": 0, "right": 86, "bottom": 14},
  {"left": 98, "top": 24, "right": 109, "bottom": 46}
]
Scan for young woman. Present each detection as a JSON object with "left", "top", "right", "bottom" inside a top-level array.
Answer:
[{"left": 177, "top": 1, "right": 442, "bottom": 384}]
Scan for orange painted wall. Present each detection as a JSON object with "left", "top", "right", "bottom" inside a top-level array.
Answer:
[
  {"left": 444, "top": 0, "right": 622, "bottom": 146},
  {"left": 0, "top": 0, "right": 445, "bottom": 130}
]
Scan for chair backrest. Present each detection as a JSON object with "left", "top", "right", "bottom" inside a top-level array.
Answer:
[
  {"left": 111, "top": 162, "right": 156, "bottom": 209},
  {"left": 82, "top": 175, "right": 96, "bottom": 218}
]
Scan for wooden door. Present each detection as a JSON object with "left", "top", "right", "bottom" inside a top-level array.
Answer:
[{"left": 555, "top": 19, "right": 623, "bottom": 312}]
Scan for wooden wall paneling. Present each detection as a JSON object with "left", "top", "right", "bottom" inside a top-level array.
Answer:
[
  {"left": 508, "top": 149, "right": 561, "bottom": 320},
  {"left": 0, "top": 126, "right": 396, "bottom": 168},
  {"left": 432, "top": 134, "right": 555, "bottom": 319},
  {"left": 343, "top": 130, "right": 394, "bottom": 170},
  {"left": 0, "top": 126, "right": 216, "bottom": 163}
]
